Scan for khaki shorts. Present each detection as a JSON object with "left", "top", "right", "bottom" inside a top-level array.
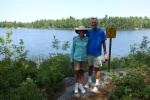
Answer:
[
  {"left": 88, "top": 55, "right": 102, "bottom": 68},
  {"left": 74, "top": 60, "right": 88, "bottom": 71}
]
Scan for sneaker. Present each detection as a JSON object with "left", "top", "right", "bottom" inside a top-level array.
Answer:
[
  {"left": 79, "top": 84, "right": 86, "bottom": 93},
  {"left": 92, "top": 86, "right": 99, "bottom": 93},
  {"left": 95, "top": 82, "right": 100, "bottom": 86},
  {"left": 74, "top": 83, "right": 78, "bottom": 93},
  {"left": 84, "top": 82, "right": 90, "bottom": 88}
]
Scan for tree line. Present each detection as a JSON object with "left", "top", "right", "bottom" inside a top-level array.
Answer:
[{"left": 0, "top": 15, "right": 150, "bottom": 30}]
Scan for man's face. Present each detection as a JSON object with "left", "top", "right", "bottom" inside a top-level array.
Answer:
[{"left": 91, "top": 19, "right": 98, "bottom": 30}]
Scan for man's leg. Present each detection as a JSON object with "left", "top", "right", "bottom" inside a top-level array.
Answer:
[
  {"left": 88, "top": 65, "right": 93, "bottom": 76},
  {"left": 94, "top": 56, "right": 102, "bottom": 85},
  {"left": 92, "top": 56, "right": 102, "bottom": 93},
  {"left": 84, "top": 65, "right": 93, "bottom": 88},
  {"left": 88, "top": 65, "right": 93, "bottom": 82},
  {"left": 95, "top": 68, "right": 100, "bottom": 85},
  {"left": 85, "top": 55, "right": 94, "bottom": 88},
  {"left": 92, "top": 68, "right": 100, "bottom": 93},
  {"left": 87, "top": 55, "right": 93, "bottom": 83}
]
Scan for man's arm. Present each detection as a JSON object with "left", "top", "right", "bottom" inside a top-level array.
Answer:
[{"left": 102, "top": 40, "right": 108, "bottom": 60}]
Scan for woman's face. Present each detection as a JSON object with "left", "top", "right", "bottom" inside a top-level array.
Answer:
[{"left": 78, "top": 30, "right": 85, "bottom": 36}]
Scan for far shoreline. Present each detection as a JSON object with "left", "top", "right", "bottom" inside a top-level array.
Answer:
[{"left": 1, "top": 27, "right": 150, "bottom": 31}]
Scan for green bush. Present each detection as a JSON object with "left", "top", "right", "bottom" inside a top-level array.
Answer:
[
  {"left": 0, "top": 30, "right": 44, "bottom": 99},
  {"left": 108, "top": 36, "right": 150, "bottom": 100},
  {"left": 38, "top": 54, "right": 73, "bottom": 99},
  {"left": 0, "top": 31, "right": 74, "bottom": 99},
  {"left": 0, "top": 77, "right": 45, "bottom": 100},
  {"left": 108, "top": 68, "right": 149, "bottom": 100}
]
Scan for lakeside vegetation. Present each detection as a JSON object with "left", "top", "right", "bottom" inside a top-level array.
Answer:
[
  {"left": 0, "top": 15, "right": 150, "bottom": 30},
  {"left": 0, "top": 30, "right": 150, "bottom": 99}
]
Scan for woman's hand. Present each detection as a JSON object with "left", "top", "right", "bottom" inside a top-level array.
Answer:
[{"left": 70, "top": 62, "right": 74, "bottom": 67}]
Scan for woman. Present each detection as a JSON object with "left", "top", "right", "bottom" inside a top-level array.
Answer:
[{"left": 70, "top": 26, "right": 88, "bottom": 94}]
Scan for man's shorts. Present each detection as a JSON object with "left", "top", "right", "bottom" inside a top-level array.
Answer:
[
  {"left": 88, "top": 55, "right": 102, "bottom": 68},
  {"left": 74, "top": 60, "right": 88, "bottom": 71}
]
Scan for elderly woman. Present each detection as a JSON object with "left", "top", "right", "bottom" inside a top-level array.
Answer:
[{"left": 70, "top": 26, "right": 88, "bottom": 94}]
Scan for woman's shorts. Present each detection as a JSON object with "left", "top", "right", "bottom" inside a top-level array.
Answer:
[
  {"left": 88, "top": 55, "right": 102, "bottom": 68},
  {"left": 74, "top": 60, "right": 88, "bottom": 71}
]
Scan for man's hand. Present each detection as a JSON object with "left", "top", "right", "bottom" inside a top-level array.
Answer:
[{"left": 104, "top": 53, "right": 108, "bottom": 61}]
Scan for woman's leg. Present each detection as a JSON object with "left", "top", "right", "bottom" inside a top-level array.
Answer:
[
  {"left": 74, "top": 70, "right": 79, "bottom": 83},
  {"left": 74, "top": 70, "right": 79, "bottom": 93},
  {"left": 78, "top": 69, "right": 86, "bottom": 93},
  {"left": 79, "top": 69, "right": 84, "bottom": 84}
]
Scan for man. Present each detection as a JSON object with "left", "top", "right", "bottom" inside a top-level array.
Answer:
[{"left": 85, "top": 17, "right": 108, "bottom": 93}]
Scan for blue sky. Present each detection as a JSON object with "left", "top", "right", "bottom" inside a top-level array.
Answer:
[{"left": 0, "top": 0, "right": 150, "bottom": 22}]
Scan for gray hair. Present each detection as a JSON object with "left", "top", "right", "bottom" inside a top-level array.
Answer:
[{"left": 91, "top": 17, "right": 98, "bottom": 22}]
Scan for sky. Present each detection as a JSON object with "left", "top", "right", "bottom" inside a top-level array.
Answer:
[{"left": 0, "top": 0, "right": 150, "bottom": 22}]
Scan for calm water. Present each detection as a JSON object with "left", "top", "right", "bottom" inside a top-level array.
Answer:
[{"left": 0, "top": 28, "right": 150, "bottom": 59}]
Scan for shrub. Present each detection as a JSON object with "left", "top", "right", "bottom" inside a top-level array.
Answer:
[
  {"left": 0, "top": 30, "right": 43, "bottom": 99},
  {"left": 108, "top": 66, "right": 150, "bottom": 100},
  {"left": 0, "top": 77, "right": 45, "bottom": 100},
  {"left": 38, "top": 54, "right": 73, "bottom": 99}
]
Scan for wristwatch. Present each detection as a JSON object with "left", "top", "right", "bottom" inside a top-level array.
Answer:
[{"left": 104, "top": 52, "right": 107, "bottom": 54}]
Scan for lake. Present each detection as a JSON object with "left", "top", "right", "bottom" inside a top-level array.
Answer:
[{"left": 0, "top": 28, "right": 150, "bottom": 59}]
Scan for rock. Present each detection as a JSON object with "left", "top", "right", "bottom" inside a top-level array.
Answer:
[{"left": 58, "top": 68, "right": 127, "bottom": 100}]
